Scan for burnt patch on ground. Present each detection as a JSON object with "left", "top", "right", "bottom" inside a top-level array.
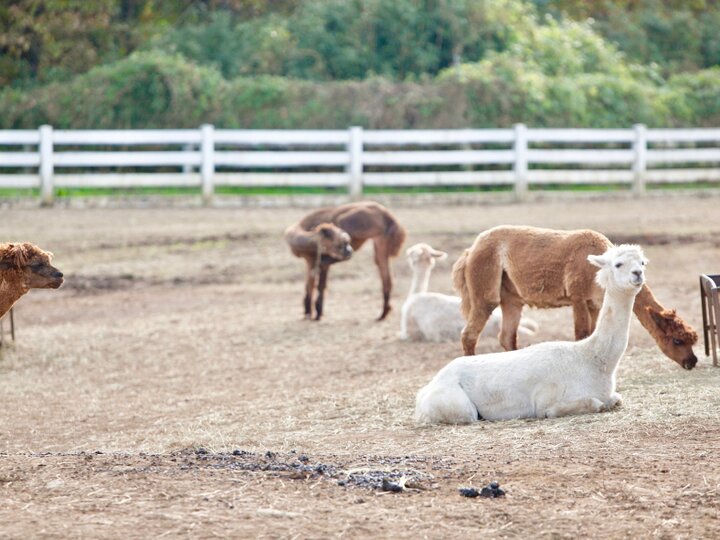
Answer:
[
  {"left": 184, "top": 449, "right": 438, "bottom": 491},
  {"left": 25, "top": 450, "right": 442, "bottom": 492}
]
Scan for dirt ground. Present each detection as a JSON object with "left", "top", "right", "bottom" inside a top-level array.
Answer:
[{"left": 1, "top": 193, "right": 720, "bottom": 539}]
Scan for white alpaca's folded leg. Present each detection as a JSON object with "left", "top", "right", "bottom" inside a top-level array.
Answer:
[
  {"left": 517, "top": 325, "right": 535, "bottom": 337},
  {"left": 601, "top": 392, "right": 622, "bottom": 411},
  {"left": 519, "top": 316, "right": 539, "bottom": 334},
  {"left": 543, "top": 397, "right": 604, "bottom": 418}
]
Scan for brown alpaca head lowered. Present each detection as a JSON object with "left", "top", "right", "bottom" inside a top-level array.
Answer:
[
  {"left": 0, "top": 242, "right": 64, "bottom": 291},
  {"left": 646, "top": 307, "right": 699, "bottom": 370},
  {"left": 314, "top": 224, "right": 353, "bottom": 262}
]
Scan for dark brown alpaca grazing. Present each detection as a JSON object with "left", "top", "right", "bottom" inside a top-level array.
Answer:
[
  {"left": 285, "top": 201, "right": 406, "bottom": 320},
  {"left": 0, "top": 242, "right": 64, "bottom": 319},
  {"left": 453, "top": 225, "right": 698, "bottom": 369}
]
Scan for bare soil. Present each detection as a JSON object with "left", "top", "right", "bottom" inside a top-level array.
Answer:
[{"left": 1, "top": 194, "right": 720, "bottom": 539}]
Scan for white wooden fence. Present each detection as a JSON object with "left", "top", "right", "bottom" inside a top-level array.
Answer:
[{"left": 1, "top": 124, "right": 719, "bottom": 204}]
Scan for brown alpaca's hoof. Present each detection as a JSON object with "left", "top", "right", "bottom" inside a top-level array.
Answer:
[{"left": 376, "top": 307, "right": 391, "bottom": 321}]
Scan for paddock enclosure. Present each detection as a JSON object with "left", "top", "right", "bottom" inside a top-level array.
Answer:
[{"left": 1, "top": 194, "right": 720, "bottom": 538}]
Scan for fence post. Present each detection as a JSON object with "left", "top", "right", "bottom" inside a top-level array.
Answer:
[
  {"left": 513, "top": 123, "right": 528, "bottom": 201},
  {"left": 632, "top": 123, "right": 647, "bottom": 196},
  {"left": 182, "top": 143, "right": 194, "bottom": 174},
  {"left": 201, "top": 124, "right": 214, "bottom": 206},
  {"left": 347, "top": 126, "right": 363, "bottom": 198},
  {"left": 39, "top": 125, "right": 54, "bottom": 206}
]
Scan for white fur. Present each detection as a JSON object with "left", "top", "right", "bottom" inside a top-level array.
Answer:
[
  {"left": 399, "top": 243, "right": 538, "bottom": 342},
  {"left": 415, "top": 244, "right": 647, "bottom": 424}
]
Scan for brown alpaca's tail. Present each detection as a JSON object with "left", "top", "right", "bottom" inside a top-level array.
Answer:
[
  {"left": 384, "top": 217, "right": 407, "bottom": 258},
  {"left": 452, "top": 249, "right": 471, "bottom": 319}
]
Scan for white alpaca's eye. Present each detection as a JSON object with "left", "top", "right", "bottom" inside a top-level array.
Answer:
[{"left": 615, "top": 262, "right": 623, "bottom": 268}]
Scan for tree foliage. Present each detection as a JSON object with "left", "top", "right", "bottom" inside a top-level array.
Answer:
[{"left": 1, "top": 0, "right": 719, "bottom": 129}]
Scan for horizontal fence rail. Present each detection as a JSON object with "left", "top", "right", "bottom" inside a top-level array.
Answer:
[{"left": 1, "top": 124, "right": 719, "bottom": 204}]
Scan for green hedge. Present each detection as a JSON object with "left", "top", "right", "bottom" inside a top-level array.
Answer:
[{"left": 2, "top": 50, "right": 720, "bottom": 130}]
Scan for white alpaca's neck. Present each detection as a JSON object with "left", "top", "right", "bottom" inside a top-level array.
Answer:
[
  {"left": 580, "top": 286, "right": 638, "bottom": 373},
  {"left": 408, "top": 264, "right": 432, "bottom": 297}
]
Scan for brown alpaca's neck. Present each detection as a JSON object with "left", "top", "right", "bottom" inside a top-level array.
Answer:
[
  {"left": 285, "top": 225, "right": 320, "bottom": 257},
  {"left": 632, "top": 285, "right": 664, "bottom": 339},
  {"left": 0, "top": 274, "right": 28, "bottom": 319}
]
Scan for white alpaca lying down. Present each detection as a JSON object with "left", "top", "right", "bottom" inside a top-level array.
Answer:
[
  {"left": 415, "top": 244, "right": 647, "bottom": 424},
  {"left": 399, "top": 243, "right": 538, "bottom": 342}
]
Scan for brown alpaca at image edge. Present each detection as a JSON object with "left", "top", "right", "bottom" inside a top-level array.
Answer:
[
  {"left": 0, "top": 242, "right": 64, "bottom": 319},
  {"left": 453, "top": 225, "right": 698, "bottom": 370},
  {"left": 285, "top": 201, "right": 406, "bottom": 320}
]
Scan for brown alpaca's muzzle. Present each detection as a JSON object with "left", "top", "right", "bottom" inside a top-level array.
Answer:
[
  {"left": 47, "top": 270, "right": 64, "bottom": 289},
  {"left": 682, "top": 354, "right": 698, "bottom": 370}
]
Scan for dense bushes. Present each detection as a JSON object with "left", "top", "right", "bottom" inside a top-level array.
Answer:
[
  {"left": 2, "top": 49, "right": 719, "bottom": 130},
  {"left": 2, "top": 1, "right": 719, "bottom": 129}
]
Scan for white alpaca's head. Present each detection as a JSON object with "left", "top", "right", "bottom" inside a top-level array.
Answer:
[
  {"left": 588, "top": 244, "right": 647, "bottom": 293},
  {"left": 406, "top": 243, "right": 447, "bottom": 271}
]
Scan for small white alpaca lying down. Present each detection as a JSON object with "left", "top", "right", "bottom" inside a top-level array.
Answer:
[
  {"left": 415, "top": 244, "right": 647, "bottom": 424},
  {"left": 400, "top": 243, "right": 538, "bottom": 342}
]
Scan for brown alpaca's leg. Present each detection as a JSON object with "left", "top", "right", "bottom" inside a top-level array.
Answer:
[
  {"left": 588, "top": 301, "right": 601, "bottom": 332},
  {"left": 462, "top": 302, "right": 499, "bottom": 355},
  {"left": 303, "top": 261, "right": 316, "bottom": 319},
  {"left": 499, "top": 298, "right": 524, "bottom": 351},
  {"left": 460, "top": 252, "right": 503, "bottom": 355},
  {"left": 374, "top": 240, "right": 392, "bottom": 321},
  {"left": 314, "top": 265, "right": 329, "bottom": 320},
  {"left": 573, "top": 300, "right": 593, "bottom": 340}
]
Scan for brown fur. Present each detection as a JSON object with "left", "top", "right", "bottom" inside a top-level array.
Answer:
[
  {"left": 0, "top": 242, "right": 64, "bottom": 319},
  {"left": 454, "top": 225, "right": 698, "bottom": 369},
  {"left": 285, "top": 201, "right": 406, "bottom": 321}
]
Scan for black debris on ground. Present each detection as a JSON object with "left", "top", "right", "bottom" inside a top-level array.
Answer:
[
  {"left": 459, "top": 481, "right": 506, "bottom": 498},
  {"left": 381, "top": 478, "right": 405, "bottom": 493}
]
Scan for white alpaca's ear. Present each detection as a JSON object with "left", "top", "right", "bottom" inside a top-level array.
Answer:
[
  {"left": 430, "top": 249, "right": 448, "bottom": 260},
  {"left": 587, "top": 254, "right": 608, "bottom": 268}
]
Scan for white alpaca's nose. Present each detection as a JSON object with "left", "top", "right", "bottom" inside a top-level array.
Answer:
[{"left": 631, "top": 270, "right": 644, "bottom": 285}]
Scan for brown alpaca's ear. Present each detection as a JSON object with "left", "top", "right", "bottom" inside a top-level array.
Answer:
[
  {"left": 313, "top": 224, "right": 334, "bottom": 239},
  {"left": 1, "top": 243, "right": 29, "bottom": 268},
  {"left": 647, "top": 307, "right": 669, "bottom": 331}
]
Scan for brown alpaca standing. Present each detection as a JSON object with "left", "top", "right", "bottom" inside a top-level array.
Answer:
[
  {"left": 285, "top": 222, "right": 353, "bottom": 320},
  {"left": 453, "top": 225, "right": 698, "bottom": 369},
  {"left": 285, "top": 201, "right": 406, "bottom": 320},
  {"left": 0, "top": 242, "right": 64, "bottom": 319}
]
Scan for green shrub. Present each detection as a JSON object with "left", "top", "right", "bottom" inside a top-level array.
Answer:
[{"left": 0, "top": 52, "right": 225, "bottom": 128}]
